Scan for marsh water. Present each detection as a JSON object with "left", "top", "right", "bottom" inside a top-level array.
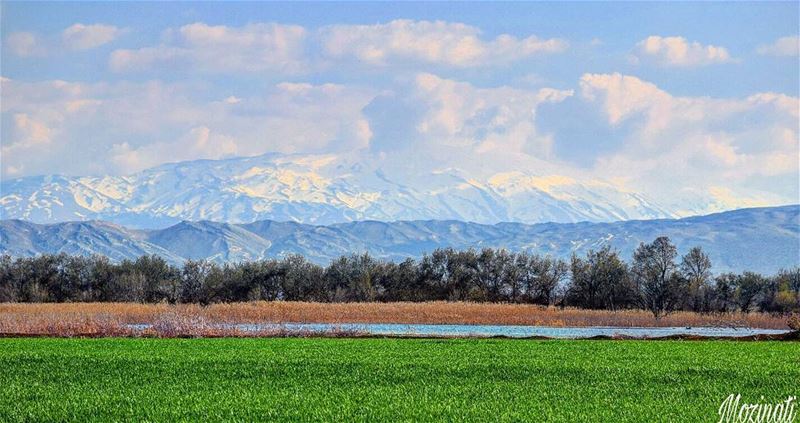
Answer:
[{"left": 130, "top": 322, "right": 790, "bottom": 339}]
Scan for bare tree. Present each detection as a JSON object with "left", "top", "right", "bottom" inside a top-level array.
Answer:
[
  {"left": 734, "top": 272, "right": 766, "bottom": 313},
  {"left": 527, "top": 255, "right": 568, "bottom": 305},
  {"left": 632, "top": 237, "right": 686, "bottom": 318},
  {"left": 680, "top": 246, "right": 712, "bottom": 312},
  {"left": 567, "top": 246, "right": 631, "bottom": 310},
  {"left": 180, "top": 260, "right": 214, "bottom": 304}
]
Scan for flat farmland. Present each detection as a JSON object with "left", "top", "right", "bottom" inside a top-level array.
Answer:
[{"left": 0, "top": 338, "right": 797, "bottom": 422}]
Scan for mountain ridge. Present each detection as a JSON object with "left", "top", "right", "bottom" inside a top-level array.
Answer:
[
  {"left": 2, "top": 205, "right": 798, "bottom": 274},
  {"left": 0, "top": 152, "right": 675, "bottom": 228}
]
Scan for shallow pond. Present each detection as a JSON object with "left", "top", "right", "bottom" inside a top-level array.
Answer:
[{"left": 130, "top": 322, "right": 791, "bottom": 339}]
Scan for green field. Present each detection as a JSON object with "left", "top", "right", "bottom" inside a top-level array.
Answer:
[{"left": 0, "top": 338, "right": 797, "bottom": 422}]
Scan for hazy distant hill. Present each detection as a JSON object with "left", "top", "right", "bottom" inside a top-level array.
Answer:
[{"left": 2, "top": 205, "right": 797, "bottom": 273}]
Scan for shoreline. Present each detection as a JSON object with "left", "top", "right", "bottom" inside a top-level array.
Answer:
[
  {"left": 1, "top": 301, "right": 793, "bottom": 338},
  {"left": 0, "top": 331, "right": 797, "bottom": 341}
]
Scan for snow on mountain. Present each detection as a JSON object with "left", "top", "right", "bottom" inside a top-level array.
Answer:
[
  {"left": 1, "top": 205, "right": 798, "bottom": 274},
  {"left": 0, "top": 153, "right": 674, "bottom": 228}
]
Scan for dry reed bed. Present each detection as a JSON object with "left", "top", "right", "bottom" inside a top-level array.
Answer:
[
  {"left": 0, "top": 302, "right": 789, "bottom": 338},
  {"left": 0, "top": 309, "right": 364, "bottom": 338}
]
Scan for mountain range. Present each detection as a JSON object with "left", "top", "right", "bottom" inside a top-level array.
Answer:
[
  {"left": 0, "top": 153, "right": 674, "bottom": 228},
  {"left": 2, "top": 205, "right": 798, "bottom": 274}
]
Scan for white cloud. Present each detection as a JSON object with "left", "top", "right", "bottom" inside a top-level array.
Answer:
[
  {"left": 320, "top": 19, "right": 567, "bottom": 67},
  {"left": 2, "top": 72, "right": 797, "bottom": 214},
  {"left": 5, "top": 32, "right": 45, "bottom": 57},
  {"left": 704, "top": 186, "right": 776, "bottom": 212},
  {"left": 633, "top": 36, "right": 734, "bottom": 67},
  {"left": 109, "top": 22, "right": 307, "bottom": 73},
  {"left": 0, "top": 77, "right": 375, "bottom": 176},
  {"left": 5, "top": 24, "right": 123, "bottom": 57},
  {"left": 109, "top": 126, "right": 239, "bottom": 171},
  {"left": 580, "top": 73, "right": 669, "bottom": 127},
  {"left": 108, "top": 20, "right": 566, "bottom": 73},
  {"left": 62, "top": 23, "right": 123, "bottom": 50},
  {"left": 411, "top": 73, "right": 571, "bottom": 145},
  {"left": 1, "top": 113, "right": 55, "bottom": 175},
  {"left": 576, "top": 73, "right": 799, "bottom": 209},
  {"left": 8, "top": 113, "right": 53, "bottom": 147},
  {"left": 3, "top": 165, "right": 24, "bottom": 176},
  {"left": 360, "top": 73, "right": 573, "bottom": 178},
  {"left": 757, "top": 36, "right": 800, "bottom": 57}
]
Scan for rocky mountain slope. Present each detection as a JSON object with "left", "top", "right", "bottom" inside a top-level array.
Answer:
[{"left": 2, "top": 205, "right": 797, "bottom": 274}]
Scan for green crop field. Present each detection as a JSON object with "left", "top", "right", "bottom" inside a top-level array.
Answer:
[{"left": 0, "top": 338, "right": 797, "bottom": 422}]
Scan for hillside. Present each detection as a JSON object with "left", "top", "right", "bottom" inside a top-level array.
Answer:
[{"left": 2, "top": 205, "right": 797, "bottom": 273}]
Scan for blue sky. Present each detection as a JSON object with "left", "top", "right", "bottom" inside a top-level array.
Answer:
[
  {"left": 1, "top": 1, "right": 799, "bottom": 213},
  {"left": 3, "top": 2, "right": 798, "bottom": 95}
]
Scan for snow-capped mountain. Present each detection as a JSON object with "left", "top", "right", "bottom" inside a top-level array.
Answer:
[
  {"left": 1, "top": 206, "right": 798, "bottom": 273},
  {"left": 0, "top": 153, "right": 673, "bottom": 228}
]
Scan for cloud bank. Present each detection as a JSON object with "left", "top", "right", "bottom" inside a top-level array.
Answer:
[
  {"left": 320, "top": 20, "right": 567, "bottom": 67},
  {"left": 1, "top": 18, "right": 797, "bottom": 215},
  {"left": 757, "top": 36, "right": 800, "bottom": 57},
  {"left": 110, "top": 23, "right": 308, "bottom": 73},
  {"left": 633, "top": 36, "right": 734, "bottom": 67},
  {"left": 108, "top": 20, "right": 566, "bottom": 73},
  {"left": 2, "top": 71, "right": 796, "bottom": 212},
  {"left": 62, "top": 24, "right": 124, "bottom": 50}
]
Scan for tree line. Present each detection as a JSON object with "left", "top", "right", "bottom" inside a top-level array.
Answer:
[{"left": 1, "top": 236, "right": 798, "bottom": 317}]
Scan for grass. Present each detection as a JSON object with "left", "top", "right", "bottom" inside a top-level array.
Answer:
[
  {"left": 0, "top": 302, "right": 789, "bottom": 338},
  {"left": 0, "top": 338, "right": 797, "bottom": 422}
]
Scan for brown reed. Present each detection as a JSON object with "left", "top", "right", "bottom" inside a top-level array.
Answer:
[{"left": 0, "top": 301, "right": 789, "bottom": 338}]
